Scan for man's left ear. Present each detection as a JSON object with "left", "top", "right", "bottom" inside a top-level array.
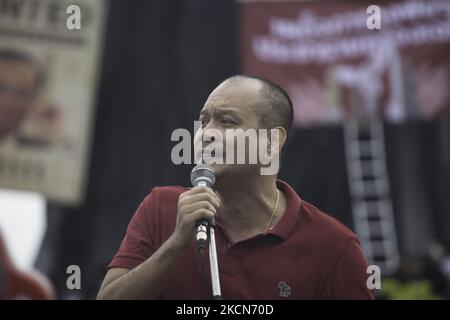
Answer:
[{"left": 269, "top": 127, "right": 287, "bottom": 155}]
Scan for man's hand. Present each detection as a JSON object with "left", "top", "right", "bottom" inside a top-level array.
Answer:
[{"left": 171, "top": 186, "right": 221, "bottom": 251}]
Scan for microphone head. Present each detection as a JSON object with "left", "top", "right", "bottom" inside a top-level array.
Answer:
[{"left": 190, "top": 164, "right": 216, "bottom": 188}]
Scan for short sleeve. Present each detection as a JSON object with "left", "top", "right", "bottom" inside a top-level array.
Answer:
[
  {"left": 323, "top": 237, "right": 375, "bottom": 299},
  {"left": 107, "top": 189, "right": 158, "bottom": 270}
]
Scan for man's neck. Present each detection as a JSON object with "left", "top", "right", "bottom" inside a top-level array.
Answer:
[{"left": 214, "top": 175, "right": 286, "bottom": 242}]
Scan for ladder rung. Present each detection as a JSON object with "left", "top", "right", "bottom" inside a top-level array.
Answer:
[
  {"left": 347, "top": 140, "right": 383, "bottom": 159},
  {"left": 369, "top": 123, "right": 384, "bottom": 137},
  {"left": 361, "top": 240, "right": 398, "bottom": 256},
  {"left": 352, "top": 200, "right": 392, "bottom": 219},
  {"left": 354, "top": 220, "right": 395, "bottom": 239},
  {"left": 350, "top": 179, "right": 388, "bottom": 197},
  {"left": 370, "top": 256, "right": 400, "bottom": 269},
  {"left": 356, "top": 160, "right": 384, "bottom": 178},
  {"left": 348, "top": 160, "right": 384, "bottom": 179}
]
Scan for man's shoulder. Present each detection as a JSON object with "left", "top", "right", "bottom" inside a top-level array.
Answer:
[
  {"left": 143, "top": 185, "right": 190, "bottom": 204},
  {"left": 134, "top": 186, "right": 189, "bottom": 227},
  {"left": 299, "top": 200, "right": 358, "bottom": 244},
  {"left": 296, "top": 200, "right": 366, "bottom": 274},
  {"left": 150, "top": 185, "right": 190, "bottom": 196}
]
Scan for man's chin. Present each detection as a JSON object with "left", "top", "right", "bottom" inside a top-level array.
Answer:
[
  {"left": 205, "top": 161, "right": 223, "bottom": 172},
  {"left": 201, "top": 161, "right": 226, "bottom": 178}
]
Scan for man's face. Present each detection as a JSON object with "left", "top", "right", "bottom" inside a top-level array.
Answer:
[
  {"left": 0, "top": 60, "right": 38, "bottom": 138},
  {"left": 194, "top": 79, "right": 266, "bottom": 179}
]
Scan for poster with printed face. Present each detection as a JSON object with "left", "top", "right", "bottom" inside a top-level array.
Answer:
[
  {"left": 239, "top": 0, "right": 450, "bottom": 127},
  {"left": 0, "top": 0, "right": 106, "bottom": 205}
]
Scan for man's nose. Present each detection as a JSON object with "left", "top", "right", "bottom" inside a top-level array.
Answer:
[{"left": 202, "top": 130, "right": 216, "bottom": 148}]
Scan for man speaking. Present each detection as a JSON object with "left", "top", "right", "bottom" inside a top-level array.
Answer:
[{"left": 97, "top": 75, "right": 374, "bottom": 300}]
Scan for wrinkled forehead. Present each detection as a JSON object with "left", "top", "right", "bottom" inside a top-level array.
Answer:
[{"left": 202, "top": 78, "right": 263, "bottom": 114}]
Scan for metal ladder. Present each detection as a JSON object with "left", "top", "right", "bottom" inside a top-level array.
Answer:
[{"left": 343, "top": 119, "right": 400, "bottom": 276}]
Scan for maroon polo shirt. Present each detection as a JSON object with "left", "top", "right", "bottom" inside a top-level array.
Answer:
[{"left": 108, "top": 180, "right": 374, "bottom": 299}]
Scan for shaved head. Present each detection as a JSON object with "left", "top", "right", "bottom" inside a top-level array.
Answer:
[{"left": 220, "top": 75, "right": 293, "bottom": 137}]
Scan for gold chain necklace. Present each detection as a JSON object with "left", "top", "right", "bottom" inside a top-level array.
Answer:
[{"left": 264, "top": 190, "right": 280, "bottom": 233}]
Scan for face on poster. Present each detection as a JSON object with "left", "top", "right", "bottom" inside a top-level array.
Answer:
[{"left": 0, "top": 0, "right": 106, "bottom": 205}]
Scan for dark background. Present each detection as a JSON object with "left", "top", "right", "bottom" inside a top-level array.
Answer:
[{"left": 34, "top": 0, "right": 450, "bottom": 299}]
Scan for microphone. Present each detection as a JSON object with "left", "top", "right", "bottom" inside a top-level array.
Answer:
[{"left": 190, "top": 164, "right": 216, "bottom": 249}]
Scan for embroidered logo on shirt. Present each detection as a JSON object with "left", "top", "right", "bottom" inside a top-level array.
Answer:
[{"left": 277, "top": 281, "right": 291, "bottom": 298}]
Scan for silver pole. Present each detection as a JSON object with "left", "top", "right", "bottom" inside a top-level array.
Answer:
[{"left": 208, "top": 225, "right": 222, "bottom": 299}]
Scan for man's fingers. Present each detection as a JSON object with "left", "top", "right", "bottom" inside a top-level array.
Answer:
[
  {"left": 182, "top": 186, "right": 219, "bottom": 199},
  {"left": 184, "top": 201, "right": 217, "bottom": 215},
  {"left": 179, "top": 192, "right": 220, "bottom": 209},
  {"left": 186, "top": 208, "right": 215, "bottom": 225}
]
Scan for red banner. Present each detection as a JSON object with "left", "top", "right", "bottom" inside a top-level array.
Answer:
[{"left": 240, "top": 0, "right": 450, "bottom": 126}]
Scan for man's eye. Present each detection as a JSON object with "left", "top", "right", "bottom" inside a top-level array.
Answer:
[{"left": 221, "top": 119, "right": 235, "bottom": 126}]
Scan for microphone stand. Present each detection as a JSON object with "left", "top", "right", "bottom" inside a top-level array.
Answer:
[
  {"left": 192, "top": 165, "right": 222, "bottom": 300},
  {"left": 208, "top": 221, "right": 222, "bottom": 300},
  {"left": 196, "top": 179, "right": 221, "bottom": 300}
]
